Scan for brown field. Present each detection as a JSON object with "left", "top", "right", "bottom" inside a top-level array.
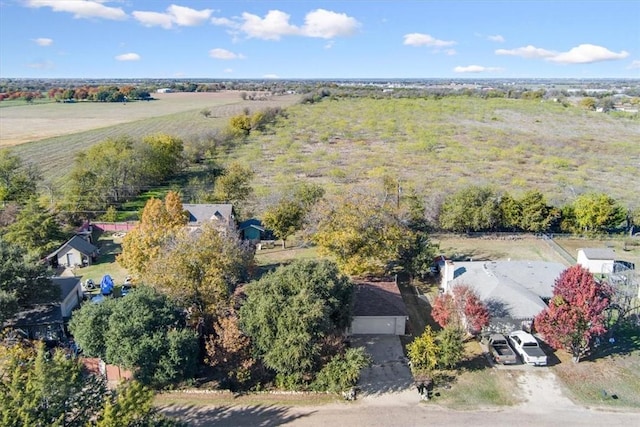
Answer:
[
  {"left": 0, "top": 91, "right": 274, "bottom": 147},
  {"left": 432, "top": 234, "right": 570, "bottom": 265}
]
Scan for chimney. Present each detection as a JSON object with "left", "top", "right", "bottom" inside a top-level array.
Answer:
[{"left": 441, "top": 260, "right": 455, "bottom": 291}]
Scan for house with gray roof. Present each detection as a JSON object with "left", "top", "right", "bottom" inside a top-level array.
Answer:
[
  {"left": 183, "top": 204, "right": 236, "bottom": 231},
  {"left": 441, "top": 260, "right": 565, "bottom": 332},
  {"left": 349, "top": 280, "right": 408, "bottom": 335}
]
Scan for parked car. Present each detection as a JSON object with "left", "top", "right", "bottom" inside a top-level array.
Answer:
[
  {"left": 508, "top": 330, "right": 547, "bottom": 366},
  {"left": 488, "top": 333, "right": 517, "bottom": 365}
]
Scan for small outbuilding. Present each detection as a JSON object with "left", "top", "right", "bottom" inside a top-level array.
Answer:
[
  {"left": 46, "top": 235, "right": 99, "bottom": 268},
  {"left": 577, "top": 248, "right": 616, "bottom": 274},
  {"left": 349, "top": 280, "right": 408, "bottom": 335}
]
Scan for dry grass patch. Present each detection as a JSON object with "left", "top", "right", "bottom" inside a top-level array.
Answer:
[
  {"left": 432, "top": 234, "right": 569, "bottom": 264},
  {"left": 554, "top": 236, "right": 640, "bottom": 268},
  {"left": 552, "top": 348, "right": 640, "bottom": 409}
]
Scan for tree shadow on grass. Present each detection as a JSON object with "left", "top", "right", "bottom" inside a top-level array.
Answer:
[{"left": 160, "top": 404, "right": 315, "bottom": 427}]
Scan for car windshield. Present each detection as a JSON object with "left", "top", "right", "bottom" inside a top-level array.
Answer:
[{"left": 523, "top": 342, "right": 538, "bottom": 347}]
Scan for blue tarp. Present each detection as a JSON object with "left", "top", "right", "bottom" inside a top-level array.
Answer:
[{"left": 100, "top": 275, "right": 114, "bottom": 295}]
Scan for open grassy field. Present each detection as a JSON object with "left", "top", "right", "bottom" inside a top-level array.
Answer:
[
  {"left": 223, "top": 97, "right": 640, "bottom": 212},
  {"left": 554, "top": 235, "right": 640, "bottom": 267},
  {"left": 2, "top": 92, "right": 299, "bottom": 183}
]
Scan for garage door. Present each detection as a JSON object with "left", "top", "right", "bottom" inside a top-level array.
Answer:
[{"left": 351, "top": 316, "right": 397, "bottom": 335}]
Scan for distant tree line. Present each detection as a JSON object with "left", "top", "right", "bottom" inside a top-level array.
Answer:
[{"left": 437, "top": 186, "right": 632, "bottom": 235}]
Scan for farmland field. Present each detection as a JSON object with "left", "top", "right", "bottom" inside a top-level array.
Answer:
[{"left": 1, "top": 92, "right": 299, "bottom": 183}]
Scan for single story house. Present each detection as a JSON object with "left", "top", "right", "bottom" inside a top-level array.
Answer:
[
  {"left": 46, "top": 235, "right": 99, "bottom": 268},
  {"left": 3, "top": 277, "right": 83, "bottom": 341},
  {"left": 577, "top": 248, "right": 616, "bottom": 274},
  {"left": 183, "top": 203, "right": 236, "bottom": 232},
  {"left": 349, "top": 280, "right": 408, "bottom": 335},
  {"left": 441, "top": 260, "right": 566, "bottom": 332}
]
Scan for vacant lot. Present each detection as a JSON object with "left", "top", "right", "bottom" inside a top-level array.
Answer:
[{"left": 554, "top": 236, "right": 640, "bottom": 267}]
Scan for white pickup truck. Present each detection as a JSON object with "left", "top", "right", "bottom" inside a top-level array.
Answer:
[{"left": 508, "top": 331, "right": 547, "bottom": 366}]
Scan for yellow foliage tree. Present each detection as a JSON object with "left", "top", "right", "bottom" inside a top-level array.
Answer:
[
  {"left": 117, "top": 191, "right": 187, "bottom": 277},
  {"left": 312, "top": 194, "right": 413, "bottom": 276}
]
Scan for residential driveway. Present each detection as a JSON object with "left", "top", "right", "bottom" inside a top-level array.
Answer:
[{"left": 349, "top": 335, "right": 415, "bottom": 398}]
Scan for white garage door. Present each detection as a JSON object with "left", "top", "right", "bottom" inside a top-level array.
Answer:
[{"left": 351, "top": 316, "right": 397, "bottom": 335}]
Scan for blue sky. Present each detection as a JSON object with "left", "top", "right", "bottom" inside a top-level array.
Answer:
[{"left": 1, "top": 0, "right": 639, "bottom": 79}]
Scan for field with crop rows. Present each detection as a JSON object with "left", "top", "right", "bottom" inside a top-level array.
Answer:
[
  {"left": 224, "top": 97, "right": 640, "bottom": 210},
  {"left": 2, "top": 92, "right": 299, "bottom": 183}
]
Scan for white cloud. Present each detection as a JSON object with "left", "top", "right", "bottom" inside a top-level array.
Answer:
[
  {"left": 548, "top": 44, "right": 629, "bottom": 64},
  {"left": 495, "top": 45, "right": 556, "bottom": 59},
  {"left": 132, "top": 11, "right": 173, "bottom": 29},
  {"left": 212, "top": 8, "right": 360, "bottom": 40},
  {"left": 239, "top": 10, "right": 299, "bottom": 40},
  {"left": 487, "top": 34, "right": 505, "bottom": 43},
  {"left": 496, "top": 43, "right": 629, "bottom": 64},
  {"left": 453, "top": 65, "right": 502, "bottom": 73},
  {"left": 628, "top": 60, "right": 640, "bottom": 70},
  {"left": 263, "top": 74, "right": 279, "bottom": 79},
  {"left": 224, "top": 68, "right": 233, "bottom": 73},
  {"left": 209, "top": 48, "right": 245, "bottom": 60},
  {"left": 445, "top": 49, "right": 457, "bottom": 56},
  {"left": 115, "top": 53, "right": 140, "bottom": 61},
  {"left": 133, "top": 4, "right": 212, "bottom": 29},
  {"left": 324, "top": 40, "right": 335, "bottom": 49},
  {"left": 301, "top": 9, "right": 359, "bottom": 39},
  {"left": 403, "top": 33, "right": 456, "bottom": 48},
  {"left": 25, "top": 0, "right": 126, "bottom": 20},
  {"left": 33, "top": 37, "right": 53, "bottom": 46}
]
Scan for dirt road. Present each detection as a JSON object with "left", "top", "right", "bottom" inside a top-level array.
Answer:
[{"left": 161, "top": 372, "right": 639, "bottom": 427}]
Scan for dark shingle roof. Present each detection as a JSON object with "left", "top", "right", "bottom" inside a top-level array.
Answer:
[
  {"left": 51, "top": 277, "right": 81, "bottom": 301},
  {"left": 352, "top": 281, "right": 408, "bottom": 317},
  {"left": 46, "top": 235, "right": 98, "bottom": 259}
]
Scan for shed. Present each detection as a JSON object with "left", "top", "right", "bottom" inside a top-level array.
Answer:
[
  {"left": 577, "top": 248, "right": 616, "bottom": 274},
  {"left": 46, "top": 235, "right": 99, "bottom": 268},
  {"left": 349, "top": 280, "right": 407, "bottom": 335},
  {"left": 239, "top": 219, "right": 266, "bottom": 242}
]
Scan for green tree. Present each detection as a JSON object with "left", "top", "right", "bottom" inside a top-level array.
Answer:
[
  {"left": 407, "top": 326, "right": 439, "bottom": 372},
  {"left": 140, "top": 134, "right": 184, "bottom": 182},
  {"left": 0, "top": 238, "right": 59, "bottom": 323},
  {"left": 211, "top": 162, "right": 254, "bottom": 209},
  {"left": 499, "top": 193, "right": 521, "bottom": 231},
  {"left": 263, "top": 200, "right": 305, "bottom": 248},
  {"left": 69, "top": 286, "right": 199, "bottom": 388},
  {"left": 0, "top": 150, "right": 40, "bottom": 204},
  {"left": 143, "top": 222, "right": 254, "bottom": 319},
  {"left": 439, "top": 186, "right": 501, "bottom": 232},
  {"left": 519, "top": 190, "right": 553, "bottom": 232},
  {"left": 239, "top": 260, "right": 353, "bottom": 382},
  {"left": 3, "top": 198, "right": 65, "bottom": 258},
  {"left": 437, "top": 325, "right": 465, "bottom": 369},
  {"left": 0, "top": 340, "right": 107, "bottom": 427},
  {"left": 311, "top": 347, "right": 371, "bottom": 393},
  {"left": 573, "top": 193, "right": 626, "bottom": 234},
  {"left": 312, "top": 194, "right": 413, "bottom": 275},
  {"left": 118, "top": 191, "right": 187, "bottom": 277}
]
